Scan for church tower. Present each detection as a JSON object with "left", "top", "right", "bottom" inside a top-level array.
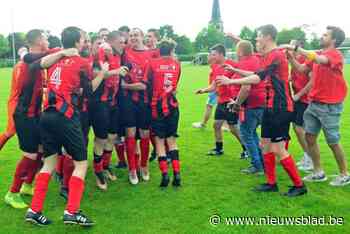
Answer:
[{"left": 209, "top": 0, "right": 224, "bottom": 32}]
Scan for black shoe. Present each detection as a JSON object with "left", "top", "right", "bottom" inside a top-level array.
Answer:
[
  {"left": 115, "top": 161, "right": 127, "bottom": 169},
  {"left": 63, "top": 211, "right": 94, "bottom": 226},
  {"left": 25, "top": 209, "right": 52, "bottom": 226},
  {"left": 60, "top": 187, "right": 68, "bottom": 202},
  {"left": 160, "top": 173, "right": 170, "bottom": 187},
  {"left": 283, "top": 184, "right": 307, "bottom": 197},
  {"left": 253, "top": 183, "right": 279, "bottom": 192},
  {"left": 95, "top": 172, "right": 106, "bottom": 185},
  {"left": 240, "top": 151, "right": 249, "bottom": 159},
  {"left": 207, "top": 148, "right": 223, "bottom": 156},
  {"left": 172, "top": 173, "right": 181, "bottom": 187},
  {"left": 149, "top": 150, "right": 157, "bottom": 162}
]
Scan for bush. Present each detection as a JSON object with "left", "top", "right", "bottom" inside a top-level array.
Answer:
[
  {"left": 0, "top": 59, "right": 14, "bottom": 68},
  {"left": 177, "top": 54, "right": 195, "bottom": 62}
]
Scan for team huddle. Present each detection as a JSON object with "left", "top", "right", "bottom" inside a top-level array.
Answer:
[
  {"left": 0, "top": 26, "right": 181, "bottom": 226},
  {"left": 0, "top": 23, "right": 348, "bottom": 228}
]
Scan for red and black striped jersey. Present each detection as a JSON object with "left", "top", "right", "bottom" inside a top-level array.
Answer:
[
  {"left": 94, "top": 47, "right": 121, "bottom": 106},
  {"left": 44, "top": 56, "right": 92, "bottom": 118},
  {"left": 122, "top": 47, "right": 153, "bottom": 104},
  {"left": 147, "top": 57, "right": 181, "bottom": 118},
  {"left": 259, "top": 49, "right": 293, "bottom": 112}
]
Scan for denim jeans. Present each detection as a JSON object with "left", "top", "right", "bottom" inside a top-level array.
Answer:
[{"left": 239, "top": 108, "right": 264, "bottom": 170}]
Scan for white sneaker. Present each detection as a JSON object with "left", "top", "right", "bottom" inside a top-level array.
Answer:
[
  {"left": 298, "top": 161, "right": 314, "bottom": 172},
  {"left": 192, "top": 122, "right": 205, "bottom": 129},
  {"left": 303, "top": 171, "right": 328, "bottom": 182},
  {"left": 141, "top": 167, "right": 150, "bottom": 181},
  {"left": 330, "top": 175, "right": 350, "bottom": 186},
  {"left": 129, "top": 171, "right": 139, "bottom": 185}
]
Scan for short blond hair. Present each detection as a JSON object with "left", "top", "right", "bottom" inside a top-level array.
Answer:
[{"left": 236, "top": 40, "right": 253, "bottom": 57}]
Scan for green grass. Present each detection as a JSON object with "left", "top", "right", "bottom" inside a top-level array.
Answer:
[{"left": 0, "top": 65, "right": 349, "bottom": 234}]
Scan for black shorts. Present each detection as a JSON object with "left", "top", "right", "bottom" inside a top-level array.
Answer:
[
  {"left": 121, "top": 98, "right": 151, "bottom": 130},
  {"left": 261, "top": 109, "right": 292, "bottom": 143},
  {"left": 214, "top": 103, "right": 238, "bottom": 125},
  {"left": 80, "top": 111, "right": 90, "bottom": 141},
  {"left": 13, "top": 113, "right": 41, "bottom": 153},
  {"left": 89, "top": 101, "right": 120, "bottom": 139},
  {"left": 40, "top": 109, "right": 87, "bottom": 161},
  {"left": 292, "top": 101, "right": 308, "bottom": 127},
  {"left": 152, "top": 108, "right": 179, "bottom": 139}
]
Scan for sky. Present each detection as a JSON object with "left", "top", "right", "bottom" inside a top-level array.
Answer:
[{"left": 1, "top": 0, "right": 350, "bottom": 40}]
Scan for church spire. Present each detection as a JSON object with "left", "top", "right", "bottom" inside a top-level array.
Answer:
[{"left": 209, "top": 0, "right": 223, "bottom": 32}]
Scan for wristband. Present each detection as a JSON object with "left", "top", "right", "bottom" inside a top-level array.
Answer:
[{"left": 307, "top": 51, "right": 317, "bottom": 61}]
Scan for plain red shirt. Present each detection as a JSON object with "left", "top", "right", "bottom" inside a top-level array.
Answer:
[
  {"left": 290, "top": 55, "right": 312, "bottom": 104},
  {"left": 213, "top": 60, "right": 236, "bottom": 104},
  {"left": 309, "top": 49, "right": 348, "bottom": 104}
]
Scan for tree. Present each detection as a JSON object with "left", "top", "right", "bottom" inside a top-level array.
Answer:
[
  {"left": 174, "top": 35, "right": 194, "bottom": 55},
  {"left": 0, "top": 34, "right": 9, "bottom": 58},
  {"left": 238, "top": 26, "right": 257, "bottom": 49},
  {"left": 277, "top": 27, "right": 306, "bottom": 45},
  {"left": 194, "top": 25, "right": 224, "bottom": 52},
  {"left": 7, "top": 32, "right": 26, "bottom": 58},
  {"left": 159, "top": 25, "right": 176, "bottom": 39}
]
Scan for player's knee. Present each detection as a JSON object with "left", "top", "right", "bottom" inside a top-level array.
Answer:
[{"left": 305, "top": 133, "right": 317, "bottom": 146}]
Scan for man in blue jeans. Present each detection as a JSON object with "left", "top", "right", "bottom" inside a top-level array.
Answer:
[{"left": 223, "top": 40, "right": 265, "bottom": 174}]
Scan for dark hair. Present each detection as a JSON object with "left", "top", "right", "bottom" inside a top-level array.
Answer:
[
  {"left": 98, "top": 28, "right": 109, "bottom": 34},
  {"left": 210, "top": 44, "right": 226, "bottom": 56},
  {"left": 258, "top": 24, "right": 278, "bottom": 41},
  {"left": 118, "top": 26, "right": 130, "bottom": 33},
  {"left": 107, "top": 31, "right": 123, "bottom": 41},
  {"left": 327, "top": 26, "right": 345, "bottom": 48},
  {"left": 61, "top": 26, "right": 82, "bottom": 49},
  {"left": 91, "top": 35, "right": 102, "bottom": 43},
  {"left": 48, "top": 35, "right": 62, "bottom": 48},
  {"left": 147, "top": 28, "right": 160, "bottom": 40},
  {"left": 158, "top": 39, "right": 176, "bottom": 56},
  {"left": 26, "top": 29, "right": 44, "bottom": 46}
]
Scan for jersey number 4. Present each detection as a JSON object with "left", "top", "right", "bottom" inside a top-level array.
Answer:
[{"left": 49, "top": 67, "right": 62, "bottom": 88}]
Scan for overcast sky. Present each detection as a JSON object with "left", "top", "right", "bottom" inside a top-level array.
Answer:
[{"left": 1, "top": 0, "right": 349, "bottom": 40}]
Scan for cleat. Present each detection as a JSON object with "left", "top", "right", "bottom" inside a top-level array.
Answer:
[
  {"left": 207, "top": 148, "right": 223, "bottom": 156},
  {"left": 4, "top": 191, "right": 28, "bottom": 209},
  {"left": 172, "top": 173, "right": 181, "bottom": 187},
  {"left": 63, "top": 210, "right": 94, "bottom": 226},
  {"left": 20, "top": 183, "right": 34, "bottom": 196},
  {"left": 160, "top": 173, "right": 170, "bottom": 187},
  {"left": 282, "top": 184, "right": 307, "bottom": 197},
  {"left": 241, "top": 166, "right": 264, "bottom": 175},
  {"left": 192, "top": 122, "right": 205, "bottom": 129},
  {"left": 330, "top": 175, "right": 350, "bottom": 187},
  {"left": 25, "top": 209, "right": 51, "bottom": 226}
]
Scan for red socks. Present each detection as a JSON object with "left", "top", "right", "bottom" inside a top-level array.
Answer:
[
  {"left": 102, "top": 150, "right": 112, "bottom": 169},
  {"left": 169, "top": 150, "right": 180, "bottom": 174},
  {"left": 263, "top": 152, "right": 276, "bottom": 185},
  {"left": 280, "top": 156, "right": 303, "bottom": 187},
  {"left": 63, "top": 156, "right": 74, "bottom": 189},
  {"left": 66, "top": 176, "right": 85, "bottom": 214},
  {"left": 10, "top": 156, "right": 34, "bottom": 193},
  {"left": 126, "top": 137, "right": 136, "bottom": 171},
  {"left": 56, "top": 155, "right": 64, "bottom": 175},
  {"left": 115, "top": 143, "right": 126, "bottom": 163},
  {"left": 25, "top": 153, "right": 43, "bottom": 185},
  {"left": 158, "top": 157, "right": 168, "bottom": 174},
  {"left": 31, "top": 172, "right": 51, "bottom": 213},
  {"left": 140, "top": 138, "right": 149, "bottom": 168},
  {"left": 93, "top": 153, "right": 104, "bottom": 174}
]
